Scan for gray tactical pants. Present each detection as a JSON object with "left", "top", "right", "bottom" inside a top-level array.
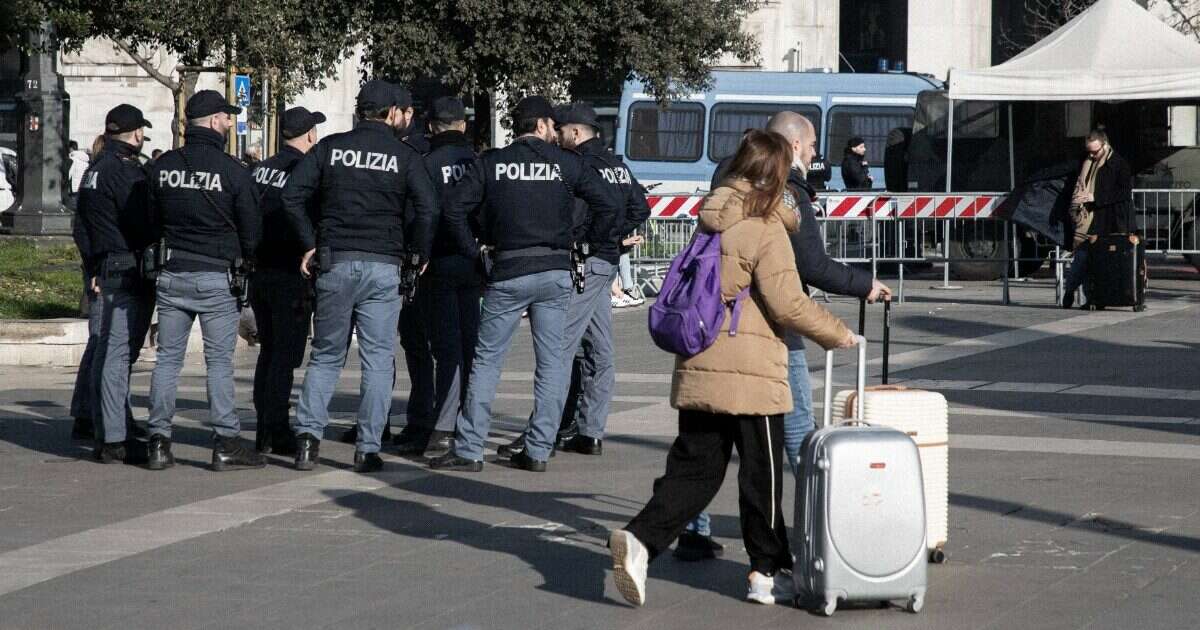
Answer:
[{"left": 93, "top": 284, "right": 154, "bottom": 443}]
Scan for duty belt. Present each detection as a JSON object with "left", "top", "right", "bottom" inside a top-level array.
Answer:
[
  {"left": 330, "top": 250, "right": 403, "bottom": 266},
  {"left": 491, "top": 246, "right": 570, "bottom": 263},
  {"left": 166, "top": 248, "right": 234, "bottom": 268}
]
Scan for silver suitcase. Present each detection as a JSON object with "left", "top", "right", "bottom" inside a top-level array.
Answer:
[{"left": 792, "top": 337, "right": 927, "bottom": 616}]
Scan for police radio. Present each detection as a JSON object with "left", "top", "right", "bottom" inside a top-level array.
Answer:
[{"left": 399, "top": 251, "right": 423, "bottom": 305}]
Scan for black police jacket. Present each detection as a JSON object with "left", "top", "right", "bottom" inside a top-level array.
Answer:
[
  {"left": 74, "top": 138, "right": 151, "bottom": 276},
  {"left": 282, "top": 119, "right": 438, "bottom": 260},
  {"left": 575, "top": 138, "right": 650, "bottom": 264},
  {"left": 251, "top": 145, "right": 311, "bottom": 270},
  {"left": 147, "top": 126, "right": 261, "bottom": 272},
  {"left": 423, "top": 131, "right": 478, "bottom": 260},
  {"left": 443, "top": 136, "right": 620, "bottom": 282},
  {"left": 841, "top": 153, "right": 873, "bottom": 190}
]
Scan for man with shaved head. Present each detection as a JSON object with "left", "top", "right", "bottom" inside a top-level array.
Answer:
[{"left": 678, "top": 111, "right": 892, "bottom": 563}]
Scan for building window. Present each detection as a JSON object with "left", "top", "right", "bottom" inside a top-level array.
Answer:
[
  {"left": 827, "top": 105, "right": 914, "bottom": 164},
  {"left": 839, "top": 0, "right": 908, "bottom": 73},
  {"left": 708, "top": 103, "right": 823, "bottom": 162},
  {"left": 626, "top": 101, "right": 705, "bottom": 162}
]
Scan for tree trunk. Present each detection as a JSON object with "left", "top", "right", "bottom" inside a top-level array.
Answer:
[{"left": 172, "top": 72, "right": 199, "bottom": 148}]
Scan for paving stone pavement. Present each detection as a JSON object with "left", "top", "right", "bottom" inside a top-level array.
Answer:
[{"left": 0, "top": 270, "right": 1197, "bottom": 630}]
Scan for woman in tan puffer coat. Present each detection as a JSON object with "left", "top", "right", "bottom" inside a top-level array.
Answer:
[{"left": 610, "top": 130, "right": 856, "bottom": 608}]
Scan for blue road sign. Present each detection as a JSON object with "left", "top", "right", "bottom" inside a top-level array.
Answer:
[{"left": 234, "top": 74, "right": 251, "bottom": 136}]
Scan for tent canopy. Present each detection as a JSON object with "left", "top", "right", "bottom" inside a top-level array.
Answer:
[{"left": 949, "top": 0, "right": 1200, "bottom": 102}]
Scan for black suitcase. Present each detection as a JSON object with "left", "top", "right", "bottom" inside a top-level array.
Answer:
[{"left": 1084, "top": 234, "right": 1146, "bottom": 311}]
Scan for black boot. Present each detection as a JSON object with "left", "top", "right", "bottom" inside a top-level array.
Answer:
[
  {"left": 211, "top": 436, "right": 267, "bottom": 471},
  {"left": 269, "top": 426, "right": 297, "bottom": 456},
  {"left": 294, "top": 434, "right": 320, "bottom": 471},
  {"left": 428, "top": 450, "right": 483, "bottom": 472},
  {"left": 94, "top": 442, "right": 126, "bottom": 464},
  {"left": 393, "top": 427, "right": 431, "bottom": 455},
  {"left": 499, "top": 434, "right": 556, "bottom": 459},
  {"left": 71, "top": 417, "right": 94, "bottom": 441},
  {"left": 353, "top": 451, "right": 384, "bottom": 473},
  {"left": 509, "top": 450, "right": 547, "bottom": 473},
  {"left": 555, "top": 420, "right": 580, "bottom": 450},
  {"left": 422, "top": 430, "right": 454, "bottom": 457},
  {"left": 146, "top": 435, "right": 174, "bottom": 471},
  {"left": 560, "top": 435, "right": 603, "bottom": 456}
]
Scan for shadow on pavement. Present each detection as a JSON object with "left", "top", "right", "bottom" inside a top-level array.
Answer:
[{"left": 951, "top": 492, "right": 1200, "bottom": 554}]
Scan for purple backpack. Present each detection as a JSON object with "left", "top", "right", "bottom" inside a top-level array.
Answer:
[{"left": 648, "top": 231, "right": 751, "bottom": 357}]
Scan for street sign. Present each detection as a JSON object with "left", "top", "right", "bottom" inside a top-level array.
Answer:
[{"left": 234, "top": 74, "right": 251, "bottom": 136}]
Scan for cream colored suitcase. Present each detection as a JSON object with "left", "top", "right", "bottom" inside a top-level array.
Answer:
[{"left": 832, "top": 300, "right": 949, "bottom": 562}]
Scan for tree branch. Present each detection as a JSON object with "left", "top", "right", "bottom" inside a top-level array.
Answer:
[
  {"left": 111, "top": 39, "right": 180, "bottom": 91},
  {"left": 1158, "top": 0, "right": 1200, "bottom": 36}
]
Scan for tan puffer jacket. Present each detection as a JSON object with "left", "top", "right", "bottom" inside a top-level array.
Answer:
[{"left": 670, "top": 179, "right": 852, "bottom": 416}]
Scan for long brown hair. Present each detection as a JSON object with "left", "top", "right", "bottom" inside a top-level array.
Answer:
[{"left": 723, "top": 129, "right": 792, "bottom": 218}]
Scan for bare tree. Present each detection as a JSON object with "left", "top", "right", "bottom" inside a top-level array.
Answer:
[
  {"left": 999, "top": 0, "right": 1098, "bottom": 55},
  {"left": 109, "top": 41, "right": 201, "bottom": 149},
  {"left": 1151, "top": 0, "right": 1200, "bottom": 39}
]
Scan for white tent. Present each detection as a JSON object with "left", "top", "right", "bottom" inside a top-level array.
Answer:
[{"left": 949, "top": 0, "right": 1200, "bottom": 102}]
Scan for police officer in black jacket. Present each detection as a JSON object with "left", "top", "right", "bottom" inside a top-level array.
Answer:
[
  {"left": 283, "top": 80, "right": 438, "bottom": 473},
  {"left": 501, "top": 102, "right": 647, "bottom": 459},
  {"left": 249, "top": 106, "right": 325, "bottom": 455},
  {"left": 74, "top": 104, "right": 155, "bottom": 464},
  {"left": 841, "top": 136, "right": 873, "bottom": 190},
  {"left": 429, "top": 95, "right": 620, "bottom": 473},
  {"left": 393, "top": 96, "right": 482, "bottom": 457},
  {"left": 144, "top": 90, "right": 264, "bottom": 471}
]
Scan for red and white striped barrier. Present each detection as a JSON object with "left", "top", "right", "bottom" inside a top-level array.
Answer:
[{"left": 645, "top": 194, "right": 1006, "bottom": 220}]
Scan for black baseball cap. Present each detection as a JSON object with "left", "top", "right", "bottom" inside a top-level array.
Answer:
[
  {"left": 512, "top": 96, "right": 556, "bottom": 123},
  {"left": 555, "top": 102, "right": 599, "bottom": 130},
  {"left": 185, "top": 90, "right": 241, "bottom": 119},
  {"left": 847, "top": 136, "right": 866, "bottom": 149},
  {"left": 356, "top": 80, "right": 413, "bottom": 111},
  {"left": 104, "top": 104, "right": 152, "bottom": 134},
  {"left": 281, "top": 106, "right": 326, "bottom": 139},
  {"left": 431, "top": 96, "right": 466, "bottom": 123}
]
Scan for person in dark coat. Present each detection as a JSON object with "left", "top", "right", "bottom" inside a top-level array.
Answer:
[
  {"left": 840, "top": 136, "right": 873, "bottom": 190},
  {"left": 1062, "top": 128, "right": 1135, "bottom": 308}
]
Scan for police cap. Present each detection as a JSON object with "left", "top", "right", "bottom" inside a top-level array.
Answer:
[
  {"left": 431, "top": 96, "right": 466, "bottom": 123},
  {"left": 281, "top": 106, "right": 327, "bottom": 139},
  {"left": 555, "top": 102, "right": 600, "bottom": 131},
  {"left": 357, "top": 80, "right": 398, "bottom": 111},
  {"left": 512, "top": 96, "right": 556, "bottom": 123},
  {"left": 185, "top": 90, "right": 241, "bottom": 119},
  {"left": 105, "top": 104, "right": 152, "bottom": 134}
]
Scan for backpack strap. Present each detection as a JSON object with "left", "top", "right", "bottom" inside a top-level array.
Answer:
[{"left": 727, "top": 286, "right": 752, "bottom": 336}]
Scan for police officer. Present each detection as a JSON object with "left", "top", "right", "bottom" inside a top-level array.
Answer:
[
  {"left": 283, "top": 80, "right": 438, "bottom": 473},
  {"left": 249, "top": 106, "right": 325, "bottom": 455},
  {"left": 393, "top": 96, "right": 483, "bottom": 457},
  {"left": 74, "top": 104, "right": 156, "bottom": 463},
  {"left": 144, "top": 90, "right": 263, "bottom": 471},
  {"left": 499, "top": 103, "right": 649, "bottom": 458},
  {"left": 428, "top": 96, "right": 620, "bottom": 473}
]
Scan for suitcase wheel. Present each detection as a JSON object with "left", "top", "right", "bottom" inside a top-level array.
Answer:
[
  {"left": 821, "top": 598, "right": 838, "bottom": 617},
  {"left": 929, "top": 548, "right": 947, "bottom": 564},
  {"left": 906, "top": 595, "right": 924, "bottom": 614},
  {"left": 1134, "top": 304, "right": 1146, "bottom": 312}
]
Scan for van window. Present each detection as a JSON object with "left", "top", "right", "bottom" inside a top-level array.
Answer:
[
  {"left": 828, "top": 106, "right": 915, "bottom": 164},
  {"left": 708, "top": 104, "right": 822, "bottom": 161},
  {"left": 626, "top": 101, "right": 705, "bottom": 162}
]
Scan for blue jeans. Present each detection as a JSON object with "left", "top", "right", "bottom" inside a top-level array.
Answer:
[
  {"left": 454, "top": 269, "right": 572, "bottom": 462},
  {"left": 148, "top": 271, "right": 241, "bottom": 439},
  {"left": 295, "top": 261, "right": 401, "bottom": 453},
  {"left": 685, "top": 348, "right": 815, "bottom": 535},
  {"left": 1064, "top": 247, "right": 1089, "bottom": 300}
]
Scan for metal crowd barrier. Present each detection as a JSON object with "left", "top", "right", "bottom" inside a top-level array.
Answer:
[{"left": 631, "top": 190, "right": 1199, "bottom": 304}]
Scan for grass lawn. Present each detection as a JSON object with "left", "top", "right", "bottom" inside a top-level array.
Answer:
[{"left": 0, "top": 239, "right": 83, "bottom": 319}]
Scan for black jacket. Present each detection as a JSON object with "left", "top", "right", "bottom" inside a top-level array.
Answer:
[
  {"left": 281, "top": 119, "right": 438, "bottom": 260},
  {"left": 147, "top": 127, "right": 261, "bottom": 272},
  {"left": 251, "top": 145, "right": 311, "bottom": 270},
  {"left": 841, "top": 153, "right": 872, "bottom": 190},
  {"left": 73, "top": 139, "right": 151, "bottom": 276},
  {"left": 423, "top": 131, "right": 478, "bottom": 261},
  {"left": 1088, "top": 151, "right": 1135, "bottom": 236},
  {"left": 575, "top": 138, "right": 650, "bottom": 264},
  {"left": 443, "top": 136, "right": 619, "bottom": 282}
]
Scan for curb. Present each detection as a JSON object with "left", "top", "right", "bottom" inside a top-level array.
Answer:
[{"left": 0, "top": 318, "right": 255, "bottom": 367}]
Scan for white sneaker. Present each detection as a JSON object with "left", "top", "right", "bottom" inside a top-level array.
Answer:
[
  {"left": 611, "top": 294, "right": 632, "bottom": 308},
  {"left": 623, "top": 289, "right": 645, "bottom": 307},
  {"left": 609, "top": 529, "right": 649, "bottom": 606},
  {"left": 746, "top": 570, "right": 794, "bottom": 605}
]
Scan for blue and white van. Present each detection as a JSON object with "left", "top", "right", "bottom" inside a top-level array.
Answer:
[{"left": 614, "top": 70, "right": 942, "bottom": 194}]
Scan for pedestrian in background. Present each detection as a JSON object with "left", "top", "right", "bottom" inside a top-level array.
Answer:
[
  {"left": 608, "top": 130, "right": 856, "bottom": 608},
  {"left": 840, "top": 136, "right": 872, "bottom": 190},
  {"left": 1062, "top": 128, "right": 1135, "bottom": 308}
]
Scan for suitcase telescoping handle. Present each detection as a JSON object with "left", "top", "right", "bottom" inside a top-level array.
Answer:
[
  {"left": 823, "top": 335, "right": 867, "bottom": 429},
  {"left": 857, "top": 297, "right": 892, "bottom": 385}
]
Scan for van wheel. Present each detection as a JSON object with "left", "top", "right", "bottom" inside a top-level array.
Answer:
[{"left": 948, "top": 222, "right": 1005, "bottom": 281}]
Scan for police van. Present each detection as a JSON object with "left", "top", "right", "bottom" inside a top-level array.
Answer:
[{"left": 614, "top": 70, "right": 941, "bottom": 194}]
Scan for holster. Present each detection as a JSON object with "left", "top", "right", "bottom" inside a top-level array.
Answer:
[
  {"left": 569, "top": 242, "right": 589, "bottom": 294},
  {"left": 139, "top": 239, "right": 167, "bottom": 290},
  {"left": 399, "top": 251, "right": 423, "bottom": 304},
  {"left": 101, "top": 252, "right": 141, "bottom": 291}
]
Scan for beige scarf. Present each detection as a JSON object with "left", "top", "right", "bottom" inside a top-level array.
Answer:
[{"left": 1070, "top": 144, "right": 1111, "bottom": 248}]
